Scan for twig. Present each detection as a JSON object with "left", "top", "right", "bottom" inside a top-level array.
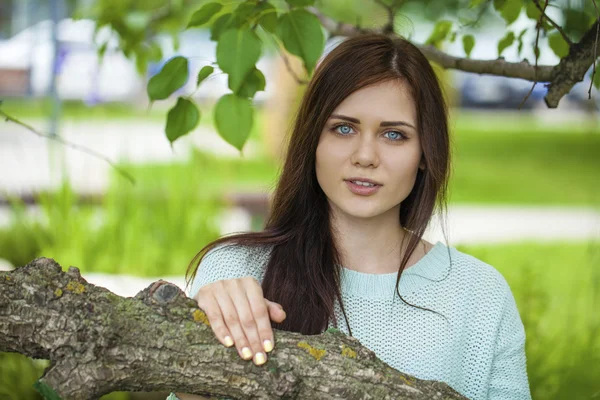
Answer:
[
  {"left": 519, "top": 0, "right": 548, "bottom": 109},
  {"left": 266, "top": 32, "right": 309, "bottom": 85},
  {"left": 532, "top": 0, "right": 573, "bottom": 45},
  {"left": 280, "top": 51, "right": 309, "bottom": 85},
  {"left": 589, "top": 0, "right": 599, "bottom": 99},
  {"left": 374, "top": 0, "right": 395, "bottom": 34},
  {"left": 0, "top": 108, "right": 136, "bottom": 184}
]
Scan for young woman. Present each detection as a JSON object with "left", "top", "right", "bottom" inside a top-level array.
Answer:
[{"left": 173, "top": 33, "right": 531, "bottom": 400}]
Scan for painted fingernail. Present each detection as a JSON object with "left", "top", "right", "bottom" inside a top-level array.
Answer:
[
  {"left": 223, "top": 336, "right": 234, "bottom": 347},
  {"left": 241, "top": 347, "right": 253, "bottom": 360},
  {"left": 253, "top": 352, "right": 267, "bottom": 365},
  {"left": 263, "top": 339, "right": 273, "bottom": 353}
]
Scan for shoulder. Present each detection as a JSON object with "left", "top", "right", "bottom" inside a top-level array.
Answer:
[
  {"left": 203, "top": 242, "right": 274, "bottom": 265},
  {"left": 446, "top": 245, "right": 513, "bottom": 302}
]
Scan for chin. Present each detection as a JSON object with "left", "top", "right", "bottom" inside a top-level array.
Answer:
[{"left": 338, "top": 204, "right": 385, "bottom": 220}]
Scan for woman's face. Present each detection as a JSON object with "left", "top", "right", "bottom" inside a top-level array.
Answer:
[{"left": 315, "top": 79, "right": 424, "bottom": 221}]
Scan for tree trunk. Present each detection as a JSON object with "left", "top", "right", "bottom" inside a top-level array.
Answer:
[{"left": 0, "top": 258, "right": 468, "bottom": 400}]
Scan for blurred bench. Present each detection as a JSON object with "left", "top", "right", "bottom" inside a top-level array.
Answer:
[
  {"left": 223, "top": 191, "right": 271, "bottom": 231},
  {"left": 0, "top": 67, "right": 30, "bottom": 96}
]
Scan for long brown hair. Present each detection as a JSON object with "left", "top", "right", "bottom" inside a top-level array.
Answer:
[{"left": 186, "top": 33, "right": 451, "bottom": 336}]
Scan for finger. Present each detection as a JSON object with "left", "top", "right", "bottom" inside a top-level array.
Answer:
[
  {"left": 265, "top": 300, "right": 287, "bottom": 324},
  {"left": 212, "top": 282, "right": 254, "bottom": 361},
  {"left": 195, "top": 291, "right": 234, "bottom": 348},
  {"left": 226, "top": 278, "right": 267, "bottom": 365},
  {"left": 244, "top": 281, "right": 276, "bottom": 354}
]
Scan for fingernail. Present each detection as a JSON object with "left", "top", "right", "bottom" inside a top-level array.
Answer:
[
  {"left": 263, "top": 339, "right": 273, "bottom": 353},
  {"left": 253, "top": 352, "right": 267, "bottom": 365},
  {"left": 241, "top": 347, "right": 253, "bottom": 360},
  {"left": 223, "top": 336, "right": 234, "bottom": 347}
]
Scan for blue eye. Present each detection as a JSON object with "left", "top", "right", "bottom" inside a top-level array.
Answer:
[
  {"left": 335, "top": 124, "right": 353, "bottom": 135},
  {"left": 384, "top": 131, "right": 405, "bottom": 141}
]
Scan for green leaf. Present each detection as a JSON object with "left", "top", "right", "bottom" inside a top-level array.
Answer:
[
  {"left": 497, "top": 31, "right": 515, "bottom": 57},
  {"left": 493, "top": 0, "right": 507, "bottom": 10},
  {"left": 165, "top": 97, "right": 200, "bottom": 144},
  {"left": 286, "top": 0, "right": 316, "bottom": 7},
  {"left": 234, "top": 0, "right": 259, "bottom": 23},
  {"left": 548, "top": 33, "right": 569, "bottom": 58},
  {"left": 236, "top": 67, "right": 266, "bottom": 98},
  {"left": 210, "top": 13, "right": 233, "bottom": 41},
  {"left": 197, "top": 65, "right": 214, "bottom": 87},
  {"left": 187, "top": 2, "right": 223, "bottom": 28},
  {"left": 498, "top": 0, "right": 522, "bottom": 25},
  {"left": 147, "top": 56, "right": 189, "bottom": 101},
  {"left": 276, "top": 10, "right": 325, "bottom": 74},
  {"left": 425, "top": 20, "right": 453, "bottom": 48},
  {"left": 214, "top": 94, "right": 254, "bottom": 151},
  {"left": 462, "top": 34, "right": 475, "bottom": 57},
  {"left": 34, "top": 380, "right": 62, "bottom": 400},
  {"left": 469, "top": 0, "right": 487, "bottom": 6},
  {"left": 593, "top": 70, "right": 600, "bottom": 90},
  {"left": 216, "top": 29, "right": 262, "bottom": 93},
  {"left": 525, "top": 1, "right": 541, "bottom": 20},
  {"left": 257, "top": 2, "right": 278, "bottom": 33}
]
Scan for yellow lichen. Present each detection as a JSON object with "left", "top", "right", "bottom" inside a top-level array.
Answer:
[
  {"left": 192, "top": 309, "right": 210, "bottom": 326},
  {"left": 54, "top": 288, "right": 63, "bottom": 298},
  {"left": 65, "top": 281, "right": 85, "bottom": 294},
  {"left": 399, "top": 375, "right": 416, "bottom": 386},
  {"left": 297, "top": 341, "right": 326, "bottom": 361},
  {"left": 341, "top": 344, "right": 357, "bottom": 359}
]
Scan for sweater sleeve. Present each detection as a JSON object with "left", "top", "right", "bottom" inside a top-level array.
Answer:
[
  {"left": 487, "top": 286, "right": 532, "bottom": 400},
  {"left": 187, "top": 244, "right": 270, "bottom": 299}
]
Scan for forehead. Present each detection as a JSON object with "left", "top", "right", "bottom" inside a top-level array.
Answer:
[{"left": 331, "top": 80, "right": 416, "bottom": 123}]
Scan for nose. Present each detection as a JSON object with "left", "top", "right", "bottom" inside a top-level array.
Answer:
[{"left": 350, "top": 134, "right": 379, "bottom": 168}]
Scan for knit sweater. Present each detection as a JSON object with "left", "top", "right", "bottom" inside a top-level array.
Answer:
[{"left": 187, "top": 241, "right": 532, "bottom": 400}]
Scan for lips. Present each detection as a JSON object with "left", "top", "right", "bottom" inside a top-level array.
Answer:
[
  {"left": 345, "top": 180, "right": 381, "bottom": 196},
  {"left": 344, "top": 177, "right": 383, "bottom": 186}
]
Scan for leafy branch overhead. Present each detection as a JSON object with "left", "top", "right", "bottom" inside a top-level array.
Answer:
[
  {"left": 0, "top": 258, "right": 469, "bottom": 400},
  {"left": 86, "top": 0, "right": 599, "bottom": 151}
]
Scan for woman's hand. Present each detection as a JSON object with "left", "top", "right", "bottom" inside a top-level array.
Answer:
[{"left": 193, "top": 277, "right": 286, "bottom": 366}]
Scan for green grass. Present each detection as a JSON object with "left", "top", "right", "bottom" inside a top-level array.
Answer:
[
  {"left": 449, "top": 112, "right": 600, "bottom": 205},
  {"left": 457, "top": 240, "right": 600, "bottom": 400}
]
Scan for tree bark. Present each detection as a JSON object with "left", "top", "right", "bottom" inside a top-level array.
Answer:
[{"left": 0, "top": 257, "right": 468, "bottom": 400}]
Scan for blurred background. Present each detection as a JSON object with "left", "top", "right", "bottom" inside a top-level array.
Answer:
[{"left": 0, "top": 0, "right": 598, "bottom": 399}]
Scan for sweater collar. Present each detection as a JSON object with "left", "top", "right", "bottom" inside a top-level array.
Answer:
[{"left": 338, "top": 241, "right": 453, "bottom": 298}]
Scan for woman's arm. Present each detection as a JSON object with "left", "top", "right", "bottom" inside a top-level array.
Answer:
[{"left": 487, "top": 288, "right": 532, "bottom": 400}]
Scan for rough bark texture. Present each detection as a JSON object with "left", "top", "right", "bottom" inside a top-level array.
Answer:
[
  {"left": 313, "top": 9, "right": 599, "bottom": 108},
  {"left": 0, "top": 258, "right": 468, "bottom": 400}
]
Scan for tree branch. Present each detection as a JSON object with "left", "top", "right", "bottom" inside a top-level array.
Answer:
[
  {"left": 313, "top": 6, "right": 600, "bottom": 108},
  {"left": 312, "top": 9, "right": 554, "bottom": 82},
  {"left": 545, "top": 20, "right": 600, "bottom": 107},
  {"left": 0, "top": 258, "right": 468, "bottom": 400}
]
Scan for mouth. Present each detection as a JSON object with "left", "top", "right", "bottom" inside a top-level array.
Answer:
[{"left": 344, "top": 180, "right": 382, "bottom": 196}]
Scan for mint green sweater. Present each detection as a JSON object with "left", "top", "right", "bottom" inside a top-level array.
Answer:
[{"left": 188, "top": 241, "right": 532, "bottom": 400}]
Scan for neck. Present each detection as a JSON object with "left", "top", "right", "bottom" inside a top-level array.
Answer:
[{"left": 330, "top": 206, "right": 414, "bottom": 274}]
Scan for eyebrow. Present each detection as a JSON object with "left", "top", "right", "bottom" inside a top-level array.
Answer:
[{"left": 330, "top": 114, "right": 416, "bottom": 130}]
